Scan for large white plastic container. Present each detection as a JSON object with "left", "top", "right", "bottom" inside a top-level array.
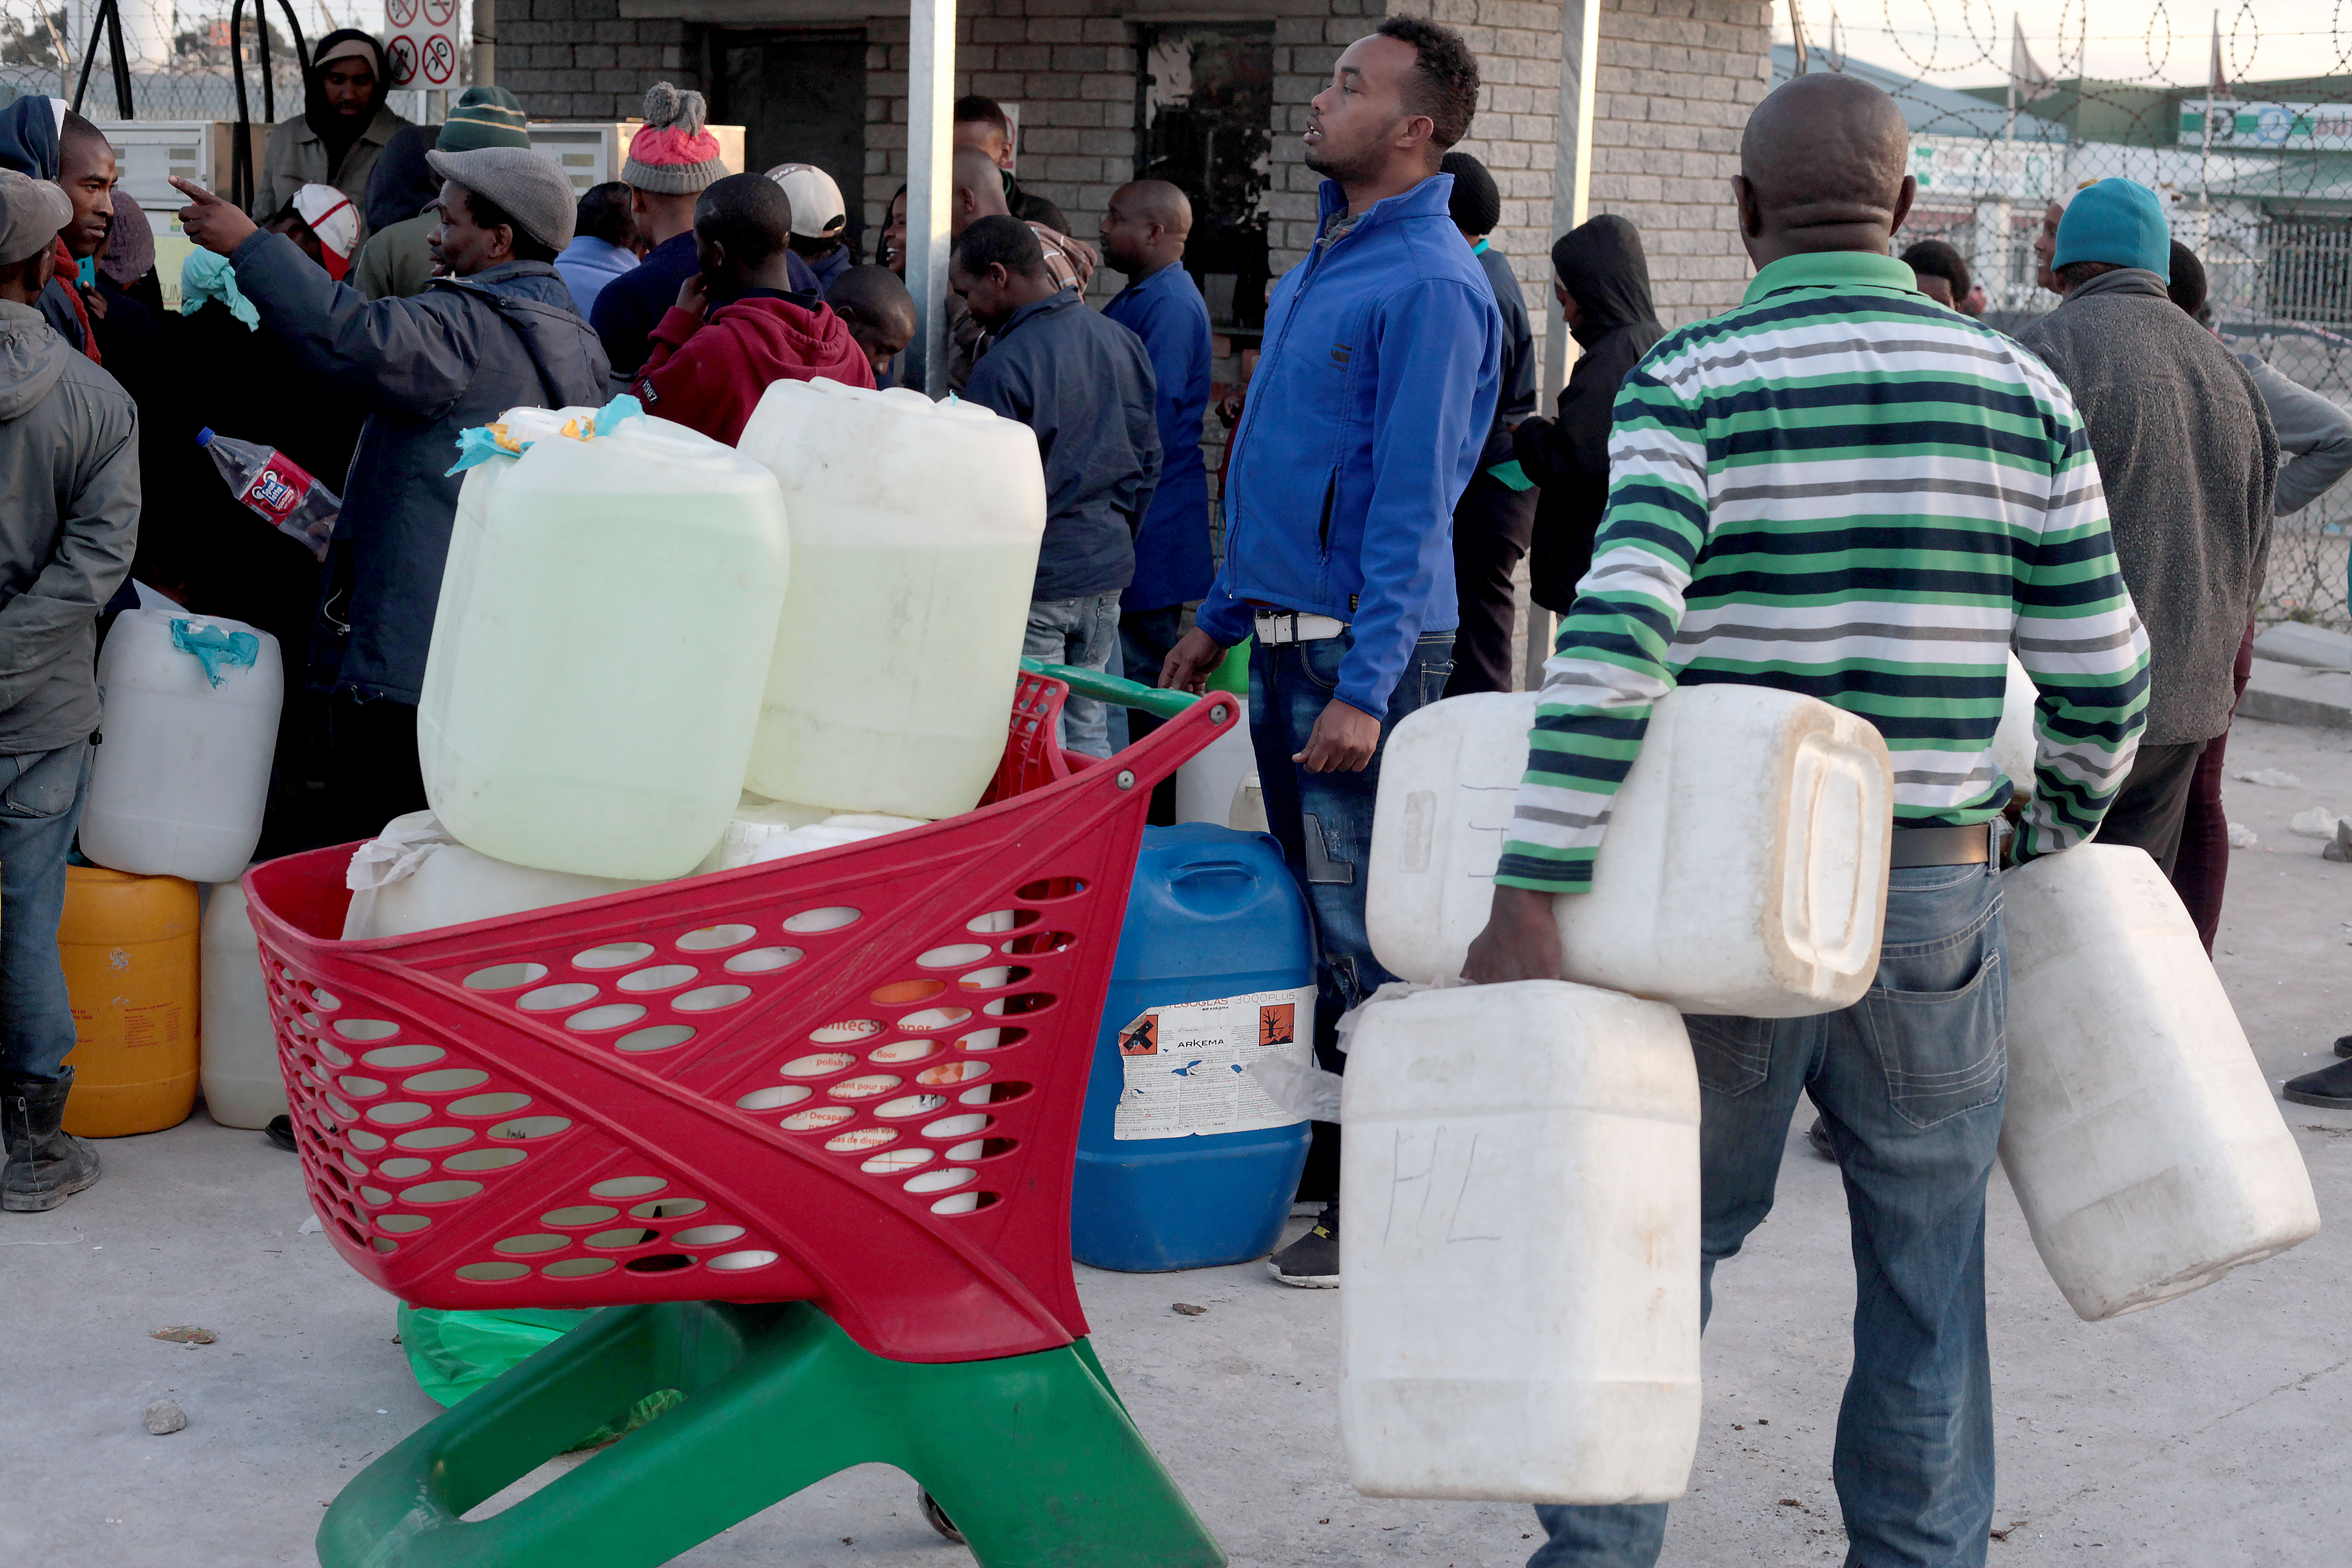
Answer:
[
  {"left": 418, "top": 413, "right": 789, "bottom": 881},
  {"left": 200, "top": 877, "right": 286, "bottom": 1129},
  {"left": 692, "top": 792, "right": 830, "bottom": 874},
  {"left": 1340, "top": 980, "right": 1701, "bottom": 1502},
  {"left": 343, "top": 812, "right": 650, "bottom": 941},
  {"left": 1175, "top": 717, "right": 1256, "bottom": 827},
  {"left": 1367, "top": 687, "right": 1893, "bottom": 1015},
  {"left": 81, "top": 608, "right": 284, "bottom": 883},
  {"left": 736, "top": 379, "right": 1047, "bottom": 818},
  {"left": 1999, "top": 845, "right": 2319, "bottom": 1321},
  {"left": 1990, "top": 652, "right": 2037, "bottom": 802}
]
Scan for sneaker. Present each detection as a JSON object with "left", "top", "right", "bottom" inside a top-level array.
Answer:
[
  {"left": 2334, "top": 1034, "right": 2352, "bottom": 1060},
  {"left": 1268, "top": 1202, "right": 1338, "bottom": 1288},
  {"left": 1805, "top": 1115, "right": 1836, "bottom": 1162}
]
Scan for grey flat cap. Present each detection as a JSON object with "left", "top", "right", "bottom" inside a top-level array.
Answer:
[
  {"left": 0, "top": 169, "right": 71, "bottom": 267},
  {"left": 426, "top": 146, "right": 577, "bottom": 254}
]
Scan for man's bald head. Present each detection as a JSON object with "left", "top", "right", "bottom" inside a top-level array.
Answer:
[
  {"left": 950, "top": 145, "right": 1009, "bottom": 237},
  {"left": 1116, "top": 180, "right": 1191, "bottom": 235},
  {"left": 1733, "top": 74, "right": 1914, "bottom": 266},
  {"left": 1099, "top": 179, "right": 1193, "bottom": 277}
]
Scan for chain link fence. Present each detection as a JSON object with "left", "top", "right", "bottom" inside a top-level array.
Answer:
[
  {"left": 0, "top": 2, "right": 336, "bottom": 122},
  {"left": 1783, "top": 0, "right": 2352, "bottom": 632}
]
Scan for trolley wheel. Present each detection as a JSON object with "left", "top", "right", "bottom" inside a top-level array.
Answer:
[{"left": 918, "top": 1487, "right": 966, "bottom": 1544}]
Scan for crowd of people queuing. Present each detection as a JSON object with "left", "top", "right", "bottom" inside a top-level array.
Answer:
[{"left": 0, "top": 12, "right": 2345, "bottom": 1563}]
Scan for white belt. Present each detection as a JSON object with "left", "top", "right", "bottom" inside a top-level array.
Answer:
[{"left": 1253, "top": 609, "right": 1348, "bottom": 645}]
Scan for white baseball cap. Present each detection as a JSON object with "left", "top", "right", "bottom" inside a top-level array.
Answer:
[
  {"left": 765, "top": 163, "right": 846, "bottom": 240},
  {"left": 292, "top": 183, "right": 359, "bottom": 279}
]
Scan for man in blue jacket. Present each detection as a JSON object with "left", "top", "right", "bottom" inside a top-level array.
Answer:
[
  {"left": 1161, "top": 13, "right": 1500, "bottom": 1287},
  {"left": 1100, "top": 178, "right": 1212, "bottom": 774}
]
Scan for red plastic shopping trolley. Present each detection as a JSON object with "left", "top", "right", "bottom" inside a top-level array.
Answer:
[{"left": 243, "top": 666, "right": 1235, "bottom": 1368}]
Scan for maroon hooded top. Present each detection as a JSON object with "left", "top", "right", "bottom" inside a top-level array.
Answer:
[{"left": 629, "top": 291, "right": 875, "bottom": 444}]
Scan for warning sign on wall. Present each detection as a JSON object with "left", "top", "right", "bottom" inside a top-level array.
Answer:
[
  {"left": 384, "top": 0, "right": 462, "bottom": 88},
  {"left": 1111, "top": 985, "right": 1315, "bottom": 1141}
]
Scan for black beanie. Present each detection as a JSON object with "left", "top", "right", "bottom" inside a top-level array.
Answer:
[
  {"left": 2166, "top": 239, "right": 2208, "bottom": 317},
  {"left": 1441, "top": 151, "right": 1500, "bottom": 237}
]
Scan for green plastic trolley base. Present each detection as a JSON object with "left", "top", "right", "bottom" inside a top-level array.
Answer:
[{"left": 320, "top": 1301, "right": 1226, "bottom": 1568}]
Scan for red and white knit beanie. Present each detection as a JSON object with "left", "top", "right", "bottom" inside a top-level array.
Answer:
[{"left": 622, "top": 82, "right": 726, "bottom": 195}]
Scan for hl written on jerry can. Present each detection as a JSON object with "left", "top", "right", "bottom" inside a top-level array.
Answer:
[{"left": 60, "top": 865, "right": 200, "bottom": 1137}]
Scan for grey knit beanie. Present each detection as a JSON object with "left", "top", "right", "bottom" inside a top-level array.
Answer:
[
  {"left": 426, "top": 146, "right": 578, "bottom": 253},
  {"left": 622, "top": 82, "right": 728, "bottom": 195}
]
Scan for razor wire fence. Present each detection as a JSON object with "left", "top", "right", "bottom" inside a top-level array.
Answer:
[
  {"left": 1785, "top": 0, "right": 2352, "bottom": 631},
  {"left": 0, "top": 1, "right": 464, "bottom": 126}
]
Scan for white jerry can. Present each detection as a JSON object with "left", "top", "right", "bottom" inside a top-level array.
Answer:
[
  {"left": 2000, "top": 844, "right": 2320, "bottom": 1320},
  {"left": 1339, "top": 981, "right": 1701, "bottom": 1503},
  {"left": 1367, "top": 685, "right": 1893, "bottom": 1016}
]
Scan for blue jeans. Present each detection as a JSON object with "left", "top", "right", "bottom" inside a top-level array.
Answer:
[
  {"left": 1532, "top": 863, "right": 2006, "bottom": 1568},
  {"left": 1025, "top": 592, "right": 1124, "bottom": 761},
  {"left": 0, "top": 740, "right": 93, "bottom": 1082},
  {"left": 1248, "top": 628, "right": 1455, "bottom": 1064}
]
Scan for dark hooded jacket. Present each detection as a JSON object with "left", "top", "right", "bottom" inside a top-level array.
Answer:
[
  {"left": 227, "top": 230, "right": 609, "bottom": 704},
  {"left": 1511, "top": 214, "right": 1664, "bottom": 613},
  {"left": 0, "top": 96, "right": 100, "bottom": 358},
  {"left": 254, "top": 30, "right": 412, "bottom": 221}
]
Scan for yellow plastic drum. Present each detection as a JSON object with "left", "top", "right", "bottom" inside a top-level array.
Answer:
[{"left": 60, "top": 865, "right": 200, "bottom": 1137}]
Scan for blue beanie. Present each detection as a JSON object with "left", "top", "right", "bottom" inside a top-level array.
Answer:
[{"left": 2053, "top": 179, "right": 2170, "bottom": 279}]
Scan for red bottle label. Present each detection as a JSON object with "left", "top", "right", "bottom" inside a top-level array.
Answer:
[{"left": 237, "top": 451, "right": 316, "bottom": 524}]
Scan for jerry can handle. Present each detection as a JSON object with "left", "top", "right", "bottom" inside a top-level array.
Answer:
[{"left": 1020, "top": 657, "right": 1200, "bottom": 722}]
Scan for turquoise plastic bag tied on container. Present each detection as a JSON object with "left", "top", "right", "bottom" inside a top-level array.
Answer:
[{"left": 396, "top": 1305, "right": 685, "bottom": 1449}]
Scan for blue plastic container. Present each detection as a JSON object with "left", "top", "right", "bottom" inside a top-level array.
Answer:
[{"left": 1073, "top": 823, "right": 1316, "bottom": 1272}]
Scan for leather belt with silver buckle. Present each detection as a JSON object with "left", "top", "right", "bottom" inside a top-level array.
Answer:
[
  {"left": 1253, "top": 609, "right": 1348, "bottom": 645},
  {"left": 1888, "top": 822, "right": 1997, "bottom": 869}
]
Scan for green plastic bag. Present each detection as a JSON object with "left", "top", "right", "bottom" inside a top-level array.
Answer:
[
  {"left": 397, "top": 1304, "right": 685, "bottom": 1450},
  {"left": 1204, "top": 636, "right": 1250, "bottom": 696}
]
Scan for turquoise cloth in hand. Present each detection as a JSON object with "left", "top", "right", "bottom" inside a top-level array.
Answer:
[
  {"left": 180, "top": 251, "right": 258, "bottom": 330},
  {"left": 170, "top": 619, "right": 261, "bottom": 687},
  {"left": 1485, "top": 459, "right": 1534, "bottom": 492}
]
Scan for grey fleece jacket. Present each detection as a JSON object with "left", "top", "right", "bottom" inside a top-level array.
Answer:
[
  {"left": 2238, "top": 353, "right": 2352, "bottom": 515},
  {"left": 0, "top": 299, "right": 139, "bottom": 755},
  {"left": 2016, "top": 268, "right": 2279, "bottom": 746}
]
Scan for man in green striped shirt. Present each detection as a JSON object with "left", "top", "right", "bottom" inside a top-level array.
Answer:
[{"left": 1469, "top": 75, "right": 2148, "bottom": 1568}]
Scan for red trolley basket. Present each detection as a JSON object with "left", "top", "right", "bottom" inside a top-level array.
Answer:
[{"left": 243, "top": 667, "right": 1236, "bottom": 1366}]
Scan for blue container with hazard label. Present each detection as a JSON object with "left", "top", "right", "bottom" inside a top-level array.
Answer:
[{"left": 1073, "top": 823, "right": 1317, "bottom": 1272}]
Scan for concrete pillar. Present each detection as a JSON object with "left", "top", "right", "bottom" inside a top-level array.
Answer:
[{"left": 1527, "top": 0, "right": 1601, "bottom": 692}]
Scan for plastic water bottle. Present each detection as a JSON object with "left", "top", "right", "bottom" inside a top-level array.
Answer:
[{"left": 198, "top": 428, "right": 340, "bottom": 561}]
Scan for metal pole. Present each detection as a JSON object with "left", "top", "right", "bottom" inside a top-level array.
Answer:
[
  {"left": 1526, "top": 0, "right": 1599, "bottom": 691},
  {"left": 474, "top": 0, "right": 496, "bottom": 86},
  {"left": 905, "top": 0, "right": 955, "bottom": 398}
]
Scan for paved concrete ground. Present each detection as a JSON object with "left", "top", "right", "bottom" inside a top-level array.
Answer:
[{"left": 8, "top": 716, "right": 2350, "bottom": 1567}]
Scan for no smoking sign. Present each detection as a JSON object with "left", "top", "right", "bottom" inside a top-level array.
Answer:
[{"left": 383, "top": 0, "right": 461, "bottom": 88}]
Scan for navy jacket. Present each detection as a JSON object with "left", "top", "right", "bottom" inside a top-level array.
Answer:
[
  {"left": 232, "top": 232, "right": 609, "bottom": 704},
  {"left": 962, "top": 288, "right": 1161, "bottom": 602},
  {"left": 1472, "top": 241, "right": 1537, "bottom": 468},
  {"left": 1103, "top": 263, "right": 1213, "bottom": 611},
  {"left": 1198, "top": 175, "right": 1501, "bottom": 718},
  {"left": 592, "top": 230, "right": 819, "bottom": 382}
]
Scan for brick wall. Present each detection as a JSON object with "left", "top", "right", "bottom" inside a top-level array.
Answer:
[
  {"left": 495, "top": 0, "right": 695, "bottom": 121},
  {"left": 1591, "top": 0, "right": 1772, "bottom": 325},
  {"left": 498, "top": 0, "right": 1770, "bottom": 325}
]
